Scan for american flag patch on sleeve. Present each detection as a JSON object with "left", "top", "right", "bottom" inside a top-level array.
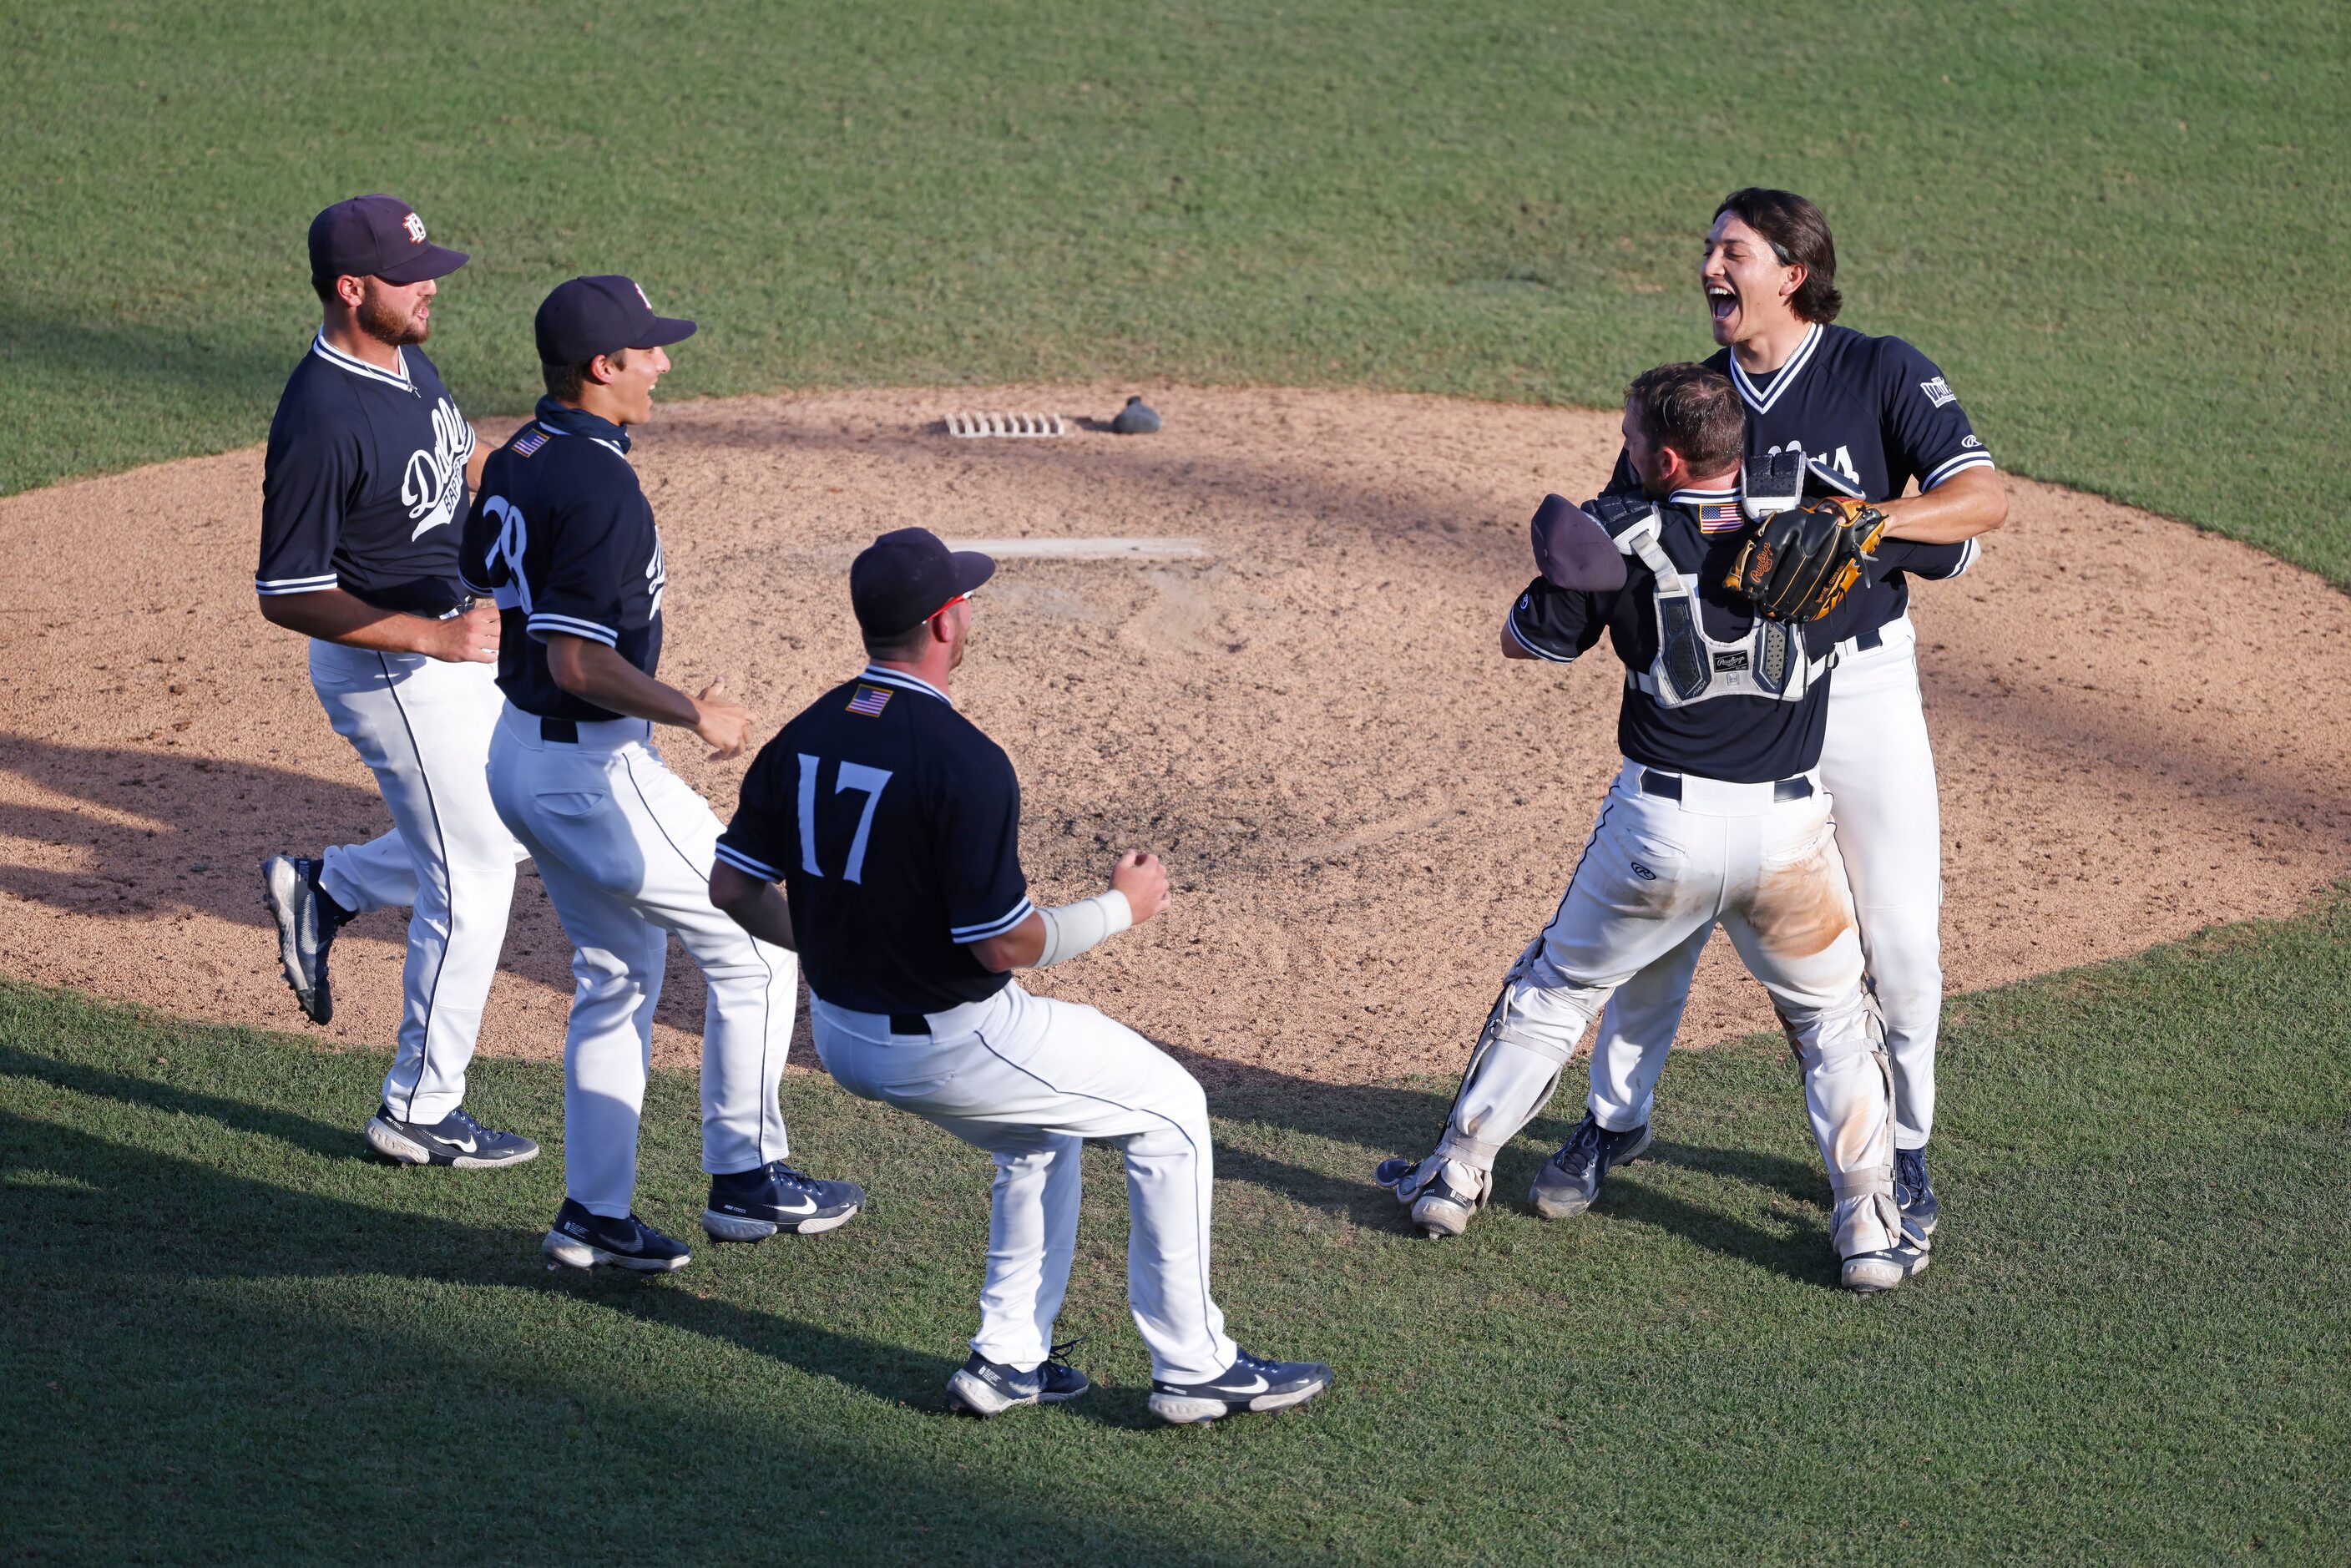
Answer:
[
  {"left": 513, "top": 427, "right": 549, "bottom": 457},
  {"left": 847, "top": 685, "right": 892, "bottom": 716},
  {"left": 1697, "top": 500, "right": 1744, "bottom": 534}
]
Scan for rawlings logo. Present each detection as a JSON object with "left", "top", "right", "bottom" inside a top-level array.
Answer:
[
  {"left": 1630, "top": 862, "right": 1657, "bottom": 882},
  {"left": 1919, "top": 376, "right": 1957, "bottom": 409}
]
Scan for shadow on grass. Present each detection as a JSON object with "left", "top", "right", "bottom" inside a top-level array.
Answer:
[
  {"left": 0, "top": 1130, "right": 1234, "bottom": 1561},
  {"left": 1151, "top": 1039, "right": 1841, "bottom": 1287},
  {"left": 0, "top": 1105, "right": 1147, "bottom": 1440},
  {"left": 0, "top": 1038, "right": 1170, "bottom": 1436}
]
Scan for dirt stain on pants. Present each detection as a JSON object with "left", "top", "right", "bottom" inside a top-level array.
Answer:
[{"left": 1746, "top": 851, "right": 1854, "bottom": 959}]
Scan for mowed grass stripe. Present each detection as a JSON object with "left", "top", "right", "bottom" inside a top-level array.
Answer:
[
  {"left": 2, "top": 1, "right": 2345, "bottom": 581},
  {"left": 4, "top": 892, "right": 2347, "bottom": 1564}
]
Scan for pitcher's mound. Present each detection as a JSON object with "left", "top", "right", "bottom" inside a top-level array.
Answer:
[{"left": 3, "top": 384, "right": 2347, "bottom": 1085}]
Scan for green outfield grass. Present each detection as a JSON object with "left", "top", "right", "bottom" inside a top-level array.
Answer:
[
  {"left": 3, "top": 1, "right": 2346, "bottom": 581},
  {"left": 4, "top": 893, "right": 2346, "bottom": 1565}
]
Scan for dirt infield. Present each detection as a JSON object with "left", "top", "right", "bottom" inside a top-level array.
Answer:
[{"left": 3, "top": 385, "right": 2347, "bottom": 1086}]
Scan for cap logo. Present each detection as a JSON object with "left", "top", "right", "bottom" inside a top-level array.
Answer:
[
  {"left": 402, "top": 211, "right": 428, "bottom": 244},
  {"left": 632, "top": 281, "right": 652, "bottom": 309}
]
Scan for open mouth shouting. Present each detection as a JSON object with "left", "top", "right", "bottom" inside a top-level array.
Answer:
[{"left": 1706, "top": 282, "right": 1737, "bottom": 327}]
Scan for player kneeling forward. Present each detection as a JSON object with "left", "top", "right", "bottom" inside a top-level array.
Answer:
[
  {"left": 710, "top": 528, "right": 1331, "bottom": 1424},
  {"left": 1378, "top": 363, "right": 1936, "bottom": 1292}
]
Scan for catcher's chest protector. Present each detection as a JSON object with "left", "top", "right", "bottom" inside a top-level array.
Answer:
[{"left": 1617, "top": 517, "right": 1828, "bottom": 709}]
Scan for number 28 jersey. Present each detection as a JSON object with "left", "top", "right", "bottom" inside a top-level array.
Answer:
[{"left": 716, "top": 665, "right": 1034, "bottom": 1013}]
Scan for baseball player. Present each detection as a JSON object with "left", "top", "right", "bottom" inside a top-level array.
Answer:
[
  {"left": 460, "top": 276, "right": 864, "bottom": 1272},
  {"left": 1568, "top": 190, "right": 2007, "bottom": 1247},
  {"left": 255, "top": 194, "right": 536, "bottom": 1168},
  {"left": 708, "top": 528, "right": 1332, "bottom": 1423},
  {"left": 1378, "top": 365, "right": 1970, "bottom": 1292}
]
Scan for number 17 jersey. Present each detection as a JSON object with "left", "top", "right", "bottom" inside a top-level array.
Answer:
[{"left": 716, "top": 664, "right": 1033, "bottom": 1013}]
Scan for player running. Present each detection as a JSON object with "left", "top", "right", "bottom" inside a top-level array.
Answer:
[
  {"left": 1379, "top": 365, "right": 1968, "bottom": 1292},
  {"left": 1569, "top": 190, "right": 2006, "bottom": 1251},
  {"left": 461, "top": 275, "right": 864, "bottom": 1271},
  {"left": 255, "top": 194, "right": 535, "bottom": 1168},
  {"left": 710, "top": 528, "right": 1332, "bottom": 1423}
]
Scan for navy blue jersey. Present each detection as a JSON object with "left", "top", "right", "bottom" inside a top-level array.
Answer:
[
  {"left": 257, "top": 335, "right": 477, "bottom": 616},
  {"left": 1509, "top": 488, "right": 1969, "bottom": 782},
  {"left": 458, "top": 398, "right": 665, "bottom": 721},
  {"left": 716, "top": 665, "right": 1032, "bottom": 1014},
  {"left": 1605, "top": 323, "right": 1993, "bottom": 636}
]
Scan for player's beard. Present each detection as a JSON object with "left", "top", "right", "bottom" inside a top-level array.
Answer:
[{"left": 356, "top": 286, "right": 430, "bottom": 347}]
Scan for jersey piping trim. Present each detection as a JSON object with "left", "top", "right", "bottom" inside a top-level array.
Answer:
[
  {"left": 526, "top": 612, "right": 619, "bottom": 646},
  {"left": 1730, "top": 323, "right": 1823, "bottom": 416},
  {"left": 309, "top": 333, "right": 414, "bottom": 392},
  {"left": 255, "top": 574, "right": 341, "bottom": 595},
  {"left": 1921, "top": 451, "right": 1995, "bottom": 489},
  {"left": 1949, "top": 537, "right": 1981, "bottom": 577},
  {"left": 857, "top": 665, "right": 952, "bottom": 704},
  {"left": 713, "top": 842, "right": 782, "bottom": 883},
  {"left": 1506, "top": 613, "right": 1576, "bottom": 665},
  {"left": 1665, "top": 487, "right": 1737, "bottom": 505},
  {"left": 538, "top": 422, "right": 629, "bottom": 461},
  {"left": 951, "top": 896, "right": 1035, "bottom": 943}
]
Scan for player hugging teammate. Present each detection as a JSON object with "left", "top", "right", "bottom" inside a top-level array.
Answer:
[
  {"left": 1579, "top": 190, "right": 2004, "bottom": 1257},
  {"left": 1383, "top": 189, "right": 2003, "bottom": 1282}
]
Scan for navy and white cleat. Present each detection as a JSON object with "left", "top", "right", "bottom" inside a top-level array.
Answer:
[
  {"left": 364, "top": 1102, "right": 538, "bottom": 1168},
  {"left": 1528, "top": 1112, "right": 1651, "bottom": 1220},
  {"left": 701, "top": 1162, "right": 866, "bottom": 1242},
  {"left": 261, "top": 854, "right": 348, "bottom": 1025},
  {"left": 946, "top": 1345, "right": 1092, "bottom": 1418},
  {"left": 1840, "top": 1240, "right": 1931, "bottom": 1293},
  {"left": 542, "top": 1199, "right": 692, "bottom": 1273},
  {"left": 1895, "top": 1147, "right": 1939, "bottom": 1243},
  {"left": 1149, "top": 1350, "right": 1332, "bottom": 1425},
  {"left": 1375, "top": 1156, "right": 1489, "bottom": 1238}
]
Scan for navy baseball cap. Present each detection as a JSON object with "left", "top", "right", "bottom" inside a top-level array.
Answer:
[
  {"left": 851, "top": 528, "right": 996, "bottom": 637},
  {"left": 534, "top": 276, "right": 697, "bottom": 364},
  {"left": 308, "top": 195, "right": 468, "bottom": 286}
]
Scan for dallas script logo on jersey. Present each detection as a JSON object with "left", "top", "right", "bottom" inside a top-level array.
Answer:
[{"left": 403, "top": 396, "right": 476, "bottom": 541}]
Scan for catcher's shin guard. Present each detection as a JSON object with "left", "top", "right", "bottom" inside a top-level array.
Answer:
[
  {"left": 1790, "top": 994, "right": 1912, "bottom": 1291},
  {"left": 1388, "top": 939, "right": 1593, "bottom": 1237}
]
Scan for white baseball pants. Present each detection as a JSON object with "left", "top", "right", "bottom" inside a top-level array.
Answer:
[
  {"left": 486, "top": 706, "right": 795, "bottom": 1216},
  {"left": 1431, "top": 761, "right": 1898, "bottom": 1244},
  {"left": 306, "top": 641, "right": 525, "bottom": 1125},
  {"left": 811, "top": 983, "right": 1239, "bottom": 1385},
  {"left": 1587, "top": 616, "right": 1944, "bottom": 1149}
]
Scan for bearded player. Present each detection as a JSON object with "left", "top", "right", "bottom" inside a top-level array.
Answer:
[{"left": 1552, "top": 189, "right": 2006, "bottom": 1252}]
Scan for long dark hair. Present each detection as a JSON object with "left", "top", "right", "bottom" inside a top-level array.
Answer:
[{"left": 1715, "top": 188, "right": 1842, "bottom": 324}]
